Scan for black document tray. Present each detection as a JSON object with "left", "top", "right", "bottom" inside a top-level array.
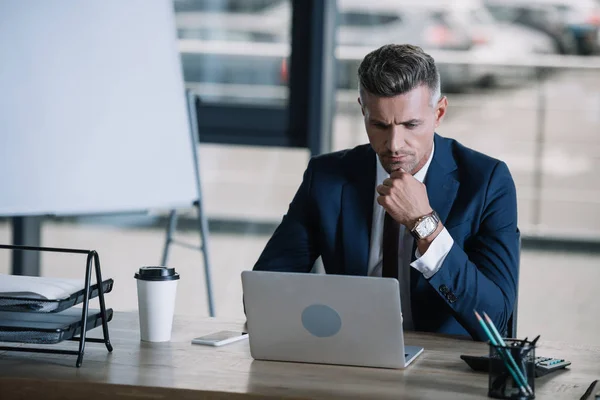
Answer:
[
  {"left": 0, "top": 279, "right": 114, "bottom": 313},
  {"left": 0, "top": 308, "right": 113, "bottom": 344}
]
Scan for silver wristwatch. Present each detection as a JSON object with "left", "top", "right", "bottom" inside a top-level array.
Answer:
[{"left": 410, "top": 210, "right": 440, "bottom": 240}]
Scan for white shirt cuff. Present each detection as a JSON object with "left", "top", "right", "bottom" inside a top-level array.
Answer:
[{"left": 410, "top": 227, "right": 454, "bottom": 279}]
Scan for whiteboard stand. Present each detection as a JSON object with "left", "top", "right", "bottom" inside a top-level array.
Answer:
[
  {"left": 11, "top": 217, "right": 42, "bottom": 276},
  {"left": 161, "top": 90, "right": 215, "bottom": 317}
]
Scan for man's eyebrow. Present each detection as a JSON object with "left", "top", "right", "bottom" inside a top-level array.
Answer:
[
  {"left": 368, "top": 118, "right": 423, "bottom": 125},
  {"left": 401, "top": 118, "right": 423, "bottom": 125},
  {"left": 368, "top": 118, "right": 389, "bottom": 125}
]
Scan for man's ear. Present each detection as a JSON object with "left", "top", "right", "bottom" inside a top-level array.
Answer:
[
  {"left": 435, "top": 96, "right": 448, "bottom": 128},
  {"left": 357, "top": 96, "right": 365, "bottom": 117}
]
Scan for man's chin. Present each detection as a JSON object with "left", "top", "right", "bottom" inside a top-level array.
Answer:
[{"left": 386, "top": 162, "right": 414, "bottom": 174}]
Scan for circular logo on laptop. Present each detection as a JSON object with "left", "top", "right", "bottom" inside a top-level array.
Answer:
[{"left": 301, "top": 304, "right": 342, "bottom": 337}]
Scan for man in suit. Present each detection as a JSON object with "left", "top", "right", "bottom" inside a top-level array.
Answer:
[{"left": 253, "top": 44, "right": 519, "bottom": 341}]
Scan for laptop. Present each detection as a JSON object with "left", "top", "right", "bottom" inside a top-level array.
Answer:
[{"left": 241, "top": 270, "right": 424, "bottom": 369}]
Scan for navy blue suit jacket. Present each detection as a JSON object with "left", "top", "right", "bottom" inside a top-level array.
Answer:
[{"left": 254, "top": 134, "right": 520, "bottom": 340}]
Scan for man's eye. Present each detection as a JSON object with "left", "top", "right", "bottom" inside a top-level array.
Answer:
[
  {"left": 405, "top": 123, "right": 418, "bottom": 129},
  {"left": 374, "top": 123, "right": 388, "bottom": 129}
]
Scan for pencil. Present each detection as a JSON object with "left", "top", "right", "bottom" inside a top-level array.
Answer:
[
  {"left": 474, "top": 311, "right": 530, "bottom": 397},
  {"left": 482, "top": 312, "right": 534, "bottom": 396}
]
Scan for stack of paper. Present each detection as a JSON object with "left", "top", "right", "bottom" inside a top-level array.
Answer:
[{"left": 0, "top": 274, "right": 87, "bottom": 300}]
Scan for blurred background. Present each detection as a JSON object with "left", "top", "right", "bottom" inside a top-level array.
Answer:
[{"left": 2, "top": 0, "right": 600, "bottom": 346}]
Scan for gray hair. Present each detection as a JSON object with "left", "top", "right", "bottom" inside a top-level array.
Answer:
[{"left": 358, "top": 44, "right": 441, "bottom": 107}]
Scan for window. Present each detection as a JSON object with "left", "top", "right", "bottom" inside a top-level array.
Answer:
[
  {"left": 174, "top": 0, "right": 290, "bottom": 105},
  {"left": 338, "top": 12, "right": 400, "bottom": 27},
  {"left": 174, "top": 0, "right": 282, "bottom": 13},
  {"left": 486, "top": 6, "right": 520, "bottom": 23}
]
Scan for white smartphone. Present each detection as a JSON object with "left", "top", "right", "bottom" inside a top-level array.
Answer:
[{"left": 191, "top": 330, "right": 248, "bottom": 347}]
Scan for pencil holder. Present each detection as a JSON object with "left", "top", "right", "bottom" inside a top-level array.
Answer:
[{"left": 488, "top": 339, "right": 536, "bottom": 399}]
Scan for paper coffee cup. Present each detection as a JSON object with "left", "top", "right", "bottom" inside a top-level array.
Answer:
[{"left": 134, "top": 266, "right": 180, "bottom": 342}]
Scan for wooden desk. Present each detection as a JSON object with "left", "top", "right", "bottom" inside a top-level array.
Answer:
[{"left": 0, "top": 311, "right": 598, "bottom": 399}]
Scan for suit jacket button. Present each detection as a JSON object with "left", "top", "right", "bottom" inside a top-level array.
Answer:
[
  {"left": 439, "top": 285, "right": 449, "bottom": 294},
  {"left": 447, "top": 293, "right": 457, "bottom": 303}
]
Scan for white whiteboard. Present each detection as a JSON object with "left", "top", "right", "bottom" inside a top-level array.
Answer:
[{"left": 0, "top": 0, "right": 196, "bottom": 216}]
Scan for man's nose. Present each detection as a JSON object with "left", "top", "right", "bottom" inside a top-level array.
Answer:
[{"left": 387, "top": 125, "right": 404, "bottom": 153}]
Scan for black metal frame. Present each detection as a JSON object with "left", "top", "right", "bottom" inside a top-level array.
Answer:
[
  {"left": 288, "top": 0, "right": 337, "bottom": 155},
  {"left": 196, "top": 102, "right": 289, "bottom": 147},
  {"left": 0, "top": 244, "right": 113, "bottom": 367},
  {"left": 193, "top": 0, "right": 337, "bottom": 154}
]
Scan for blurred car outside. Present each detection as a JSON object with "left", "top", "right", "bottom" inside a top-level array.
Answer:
[
  {"left": 280, "top": 0, "right": 560, "bottom": 89},
  {"left": 258, "top": 0, "right": 555, "bottom": 91},
  {"left": 261, "top": 0, "right": 476, "bottom": 92},
  {"left": 334, "top": 0, "right": 474, "bottom": 93},
  {"left": 490, "top": 0, "right": 600, "bottom": 55},
  {"left": 485, "top": 1, "right": 578, "bottom": 55},
  {"left": 550, "top": 0, "right": 600, "bottom": 54},
  {"left": 174, "top": 0, "right": 477, "bottom": 97},
  {"left": 173, "top": 0, "right": 562, "bottom": 105},
  {"left": 404, "top": 0, "right": 558, "bottom": 88}
]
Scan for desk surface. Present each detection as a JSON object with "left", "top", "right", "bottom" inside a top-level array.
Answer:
[{"left": 0, "top": 311, "right": 598, "bottom": 400}]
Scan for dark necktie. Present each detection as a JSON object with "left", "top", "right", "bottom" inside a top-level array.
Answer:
[
  {"left": 382, "top": 212, "right": 399, "bottom": 279},
  {"left": 382, "top": 212, "right": 414, "bottom": 330}
]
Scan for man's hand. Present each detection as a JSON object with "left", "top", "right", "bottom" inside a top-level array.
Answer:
[{"left": 376, "top": 169, "right": 433, "bottom": 228}]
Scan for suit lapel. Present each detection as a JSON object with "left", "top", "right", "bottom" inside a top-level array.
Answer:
[
  {"left": 411, "top": 134, "right": 459, "bottom": 264},
  {"left": 341, "top": 146, "right": 375, "bottom": 276},
  {"left": 425, "top": 134, "right": 459, "bottom": 225},
  {"left": 412, "top": 134, "right": 459, "bottom": 292}
]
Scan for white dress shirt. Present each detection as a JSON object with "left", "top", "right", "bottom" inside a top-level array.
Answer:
[{"left": 367, "top": 144, "right": 454, "bottom": 327}]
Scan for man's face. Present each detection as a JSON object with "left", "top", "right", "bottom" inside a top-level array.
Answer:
[{"left": 359, "top": 85, "right": 447, "bottom": 175}]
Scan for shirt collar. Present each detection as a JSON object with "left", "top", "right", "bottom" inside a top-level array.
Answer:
[{"left": 376, "top": 141, "right": 435, "bottom": 185}]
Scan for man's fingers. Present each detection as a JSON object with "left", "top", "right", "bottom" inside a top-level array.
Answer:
[
  {"left": 390, "top": 169, "right": 407, "bottom": 179},
  {"left": 376, "top": 184, "right": 392, "bottom": 196},
  {"left": 382, "top": 178, "right": 396, "bottom": 187},
  {"left": 376, "top": 195, "right": 388, "bottom": 208}
]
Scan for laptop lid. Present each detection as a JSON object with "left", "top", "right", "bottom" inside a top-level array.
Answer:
[{"left": 242, "top": 270, "right": 423, "bottom": 369}]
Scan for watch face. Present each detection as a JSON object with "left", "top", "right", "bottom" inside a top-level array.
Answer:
[{"left": 416, "top": 216, "right": 437, "bottom": 237}]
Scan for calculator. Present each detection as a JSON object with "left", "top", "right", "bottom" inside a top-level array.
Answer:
[
  {"left": 460, "top": 354, "right": 571, "bottom": 377},
  {"left": 535, "top": 356, "right": 572, "bottom": 377}
]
